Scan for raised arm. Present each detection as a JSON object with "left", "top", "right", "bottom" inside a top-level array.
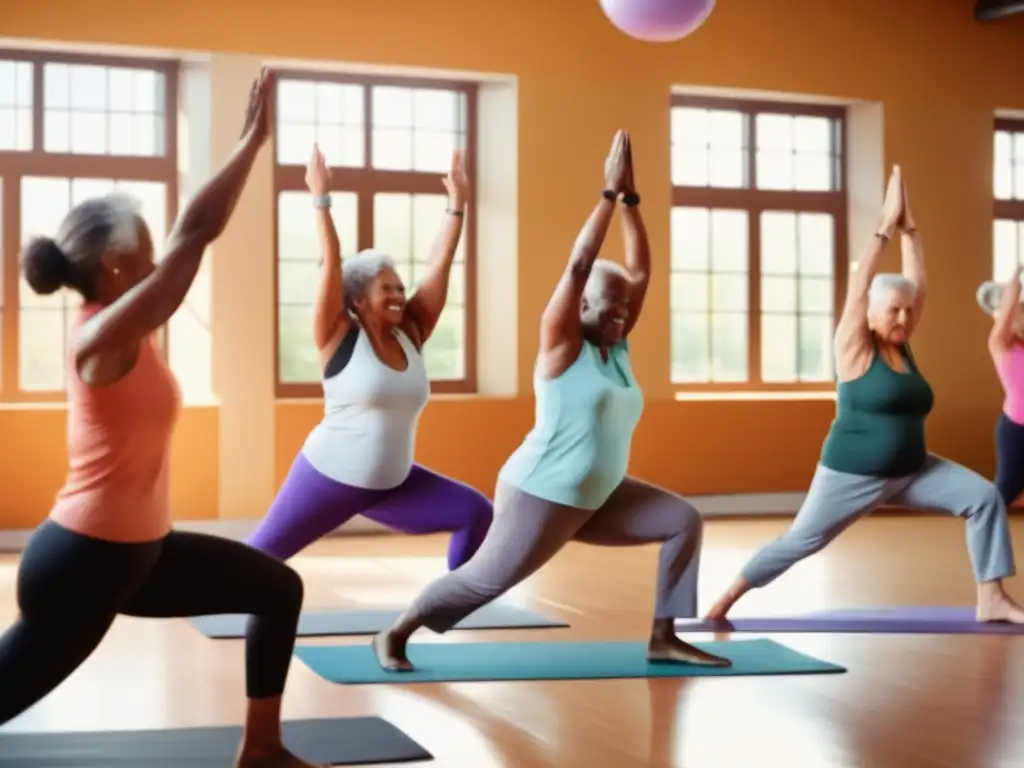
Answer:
[
  {"left": 305, "top": 145, "right": 349, "bottom": 359},
  {"left": 834, "top": 165, "right": 904, "bottom": 365},
  {"left": 403, "top": 150, "right": 468, "bottom": 346},
  {"left": 76, "top": 70, "right": 274, "bottom": 368},
  {"left": 618, "top": 135, "right": 650, "bottom": 338},
  {"left": 539, "top": 130, "right": 629, "bottom": 362},
  {"left": 989, "top": 264, "right": 1023, "bottom": 356},
  {"left": 899, "top": 177, "right": 926, "bottom": 333}
]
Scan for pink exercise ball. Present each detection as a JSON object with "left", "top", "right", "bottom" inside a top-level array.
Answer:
[{"left": 599, "top": 0, "right": 716, "bottom": 43}]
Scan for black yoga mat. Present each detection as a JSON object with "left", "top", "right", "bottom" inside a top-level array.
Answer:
[
  {"left": 189, "top": 602, "right": 568, "bottom": 639},
  {"left": 0, "top": 716, "right": 431, "bottom": 767}
]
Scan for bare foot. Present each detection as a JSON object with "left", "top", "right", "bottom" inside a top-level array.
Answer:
[
  {"left": 371, "top": 630, "right": 414, "bottom": 671},
  {"left": 647, "top": 635, "right": 732, "bottom": 667},
  {"left": 977, "top": 589, "right": 1024, "bottom": 624},
  {"left": 235, "top": 747, "right": 326, "bottom": 767}
]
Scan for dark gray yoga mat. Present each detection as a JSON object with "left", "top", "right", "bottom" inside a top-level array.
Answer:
[
  {"left": 190, "top": 602, "right": 568, "bottom": 639},
  {"left": 0, "top": 716, "right": 431, "bottom": 767}
]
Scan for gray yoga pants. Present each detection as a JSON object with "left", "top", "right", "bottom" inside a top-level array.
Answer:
[
  {"left": 402, "top": 476, "right": 704, "bottom": 633},
  {"left": 741, "top": 454, "right": 1016, "bottom": 587}
]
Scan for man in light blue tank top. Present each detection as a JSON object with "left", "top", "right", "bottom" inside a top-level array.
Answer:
[{"left": 373, "top": 131, "right": 732, "bottom": 671}]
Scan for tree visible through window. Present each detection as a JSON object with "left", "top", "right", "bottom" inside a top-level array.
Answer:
[
  {"left": 669, "top": 96, "right": 847, "bottom": 390},
  {"left": 0, "top": 51, "right": 178, "bottom": 402},
  {"left": 994, "top": 119, "right": 1024, "bottom": 282},
  {"left": 272, "top": 73, "right": 477, "bottom": 396}
]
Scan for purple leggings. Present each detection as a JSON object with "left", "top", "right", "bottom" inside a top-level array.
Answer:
[{"left": 246, "top": 453, "right": 493, "bottom": 570}]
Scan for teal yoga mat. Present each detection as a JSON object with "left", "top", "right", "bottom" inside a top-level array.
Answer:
[{"left": 295, "top": 638, "right": 845, "bottom": 685}]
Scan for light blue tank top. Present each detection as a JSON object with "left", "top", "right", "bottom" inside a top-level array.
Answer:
[{"left": 498, "top": 340, "right": 644, "bottom": 510}]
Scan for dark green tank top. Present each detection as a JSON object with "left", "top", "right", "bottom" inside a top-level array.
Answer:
[{"left": 819, "top": 341, "right": 934, "bottom": 477}]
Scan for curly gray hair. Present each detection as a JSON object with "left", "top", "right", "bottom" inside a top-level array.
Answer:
[
  {"left": 341, "top": 248, "right": 399, "bottom": 312},
  {"left": 867, "top": 272, "right": 916, "bottom": 311}
]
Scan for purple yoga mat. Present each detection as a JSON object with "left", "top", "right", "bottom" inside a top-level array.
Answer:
[{"left": 675, "top": 606, "right": 1024, "bottom": 635}]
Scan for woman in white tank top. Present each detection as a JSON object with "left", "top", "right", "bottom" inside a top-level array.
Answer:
[{"left": 247, "top": 146, "right": 492, "bottom": 569}]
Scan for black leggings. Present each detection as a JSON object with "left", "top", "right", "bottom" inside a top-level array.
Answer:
[
  {"left": 0, "top": 520, "right": 304, "bottom": 727},
  {"left": 996, "top": 412, "right": 1024, "bottom": 507}
]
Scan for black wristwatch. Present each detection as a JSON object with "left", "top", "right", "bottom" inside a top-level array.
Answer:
[
  {"left": 621, "top": 191, "right": 640, "bottom": 207},
  {"left": 601, "top": 189, "right": 616, "bottom": 202}
]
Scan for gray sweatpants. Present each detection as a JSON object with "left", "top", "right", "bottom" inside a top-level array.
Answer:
[
  {"left": 402, "top": 476, "right": 704, "bottom": 633},
  {"left": 742, "top": 454, "right": 1016, "bottom": 587}
]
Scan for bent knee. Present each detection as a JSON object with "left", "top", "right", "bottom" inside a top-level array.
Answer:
[
  {"left": 666, "top": 498, "right": 703, "bottom": 536},
  {"left": 272, "top": 562, "right": 305, "bottom": 609},
  {"left": 974, "top": 483, "right": 1006, "bottom": 518},
  {"left": 466, "top": 491, "right": 494, "bottom": 526}
]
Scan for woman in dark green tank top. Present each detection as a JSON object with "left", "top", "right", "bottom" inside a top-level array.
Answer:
[{"left": 703, "top": 167, "right": 1024, "bottom": 625}]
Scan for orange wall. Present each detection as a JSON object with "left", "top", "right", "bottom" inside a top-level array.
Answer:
[{"left": 1, "top": 0, "right": 1023, "bottom": 525}]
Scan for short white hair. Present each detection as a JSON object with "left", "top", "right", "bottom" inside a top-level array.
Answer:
[
  {"left": 868, "top": 273, "right": 916, "bottom": 311},
  {"left": 977, "top": 280, "right": 1008, "bottom": 316},
  {"left": 341, "top": 248, "right": 398, "bottom": 310},
  {"left": 584, "top": 259, "right": 629, "bottom": 299}
]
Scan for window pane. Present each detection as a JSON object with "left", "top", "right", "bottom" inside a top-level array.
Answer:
[
  {"left": 1015, "top": 160, "right": 1024, "bottom": 202},
  {"left": 756, "top": 150, "right": 794, "bottom": 190},
  {"left": 372, "top": 127, "right": 413, "bottom": 170},
  {"left": 277, "top": 80, "right": 366, "bottom": 167},
  {"left": 277, "top": 191, "right": 359, "bottom": 262},
  {"left": 373, "top": 86, "right": 413, "bottom": 128},
  {"left": 671, "top": 107, "right": 709, "bottom": 147},
  {"left": 799, "top": 314, "right": 833, "bottom": 381},
  {"left": 994, "top": 219, "right": 1019, "bottom": 281},
  {"left": 794, "top": 116, "right": 831, "bottom": 153},
  {"left": 315, "top": 124, "right": 364, "bottom": 168},
  {"left": 672, "top": 146, "right": 708, "bottom": 186},
  {"left": 277, "top": 80, "right": 316, "bottom": 123},
  {"left": 422, "top": 306, "right": 465, "bottom": 380},
  {"left": 43, "top": 63, "right": 165, "bottom": 156},
  {"left": 671, "top": 311, "right": 709, "bottom": 383},
  {"left": 19, "top": 308, "right": 68, "bottom": 391},
  {"left": 762, "top": 313, "right": 798, "bottom": 382},
  {"left": 794, "top": 153, "right": 832, "bottom": 191},
  {"left": 799, "top": 277, "right": 833, "bottom": 313},
  {"left": 278, "top": 261, "right": 320, "bottom": 305},
  {"left": 710, "top": 210, "right": 748, "bottom": 271},
  {"left": 761, "top": 212, "right": 798, "bottom": 274},
  {"left": 708, "top": 149, "right": 744, "bottom": 188},
  {"left": 277, "top": 304, "right": 319, "bottom": 384},
  {"left": 711, "top": 312, "right": 747, "bottom": 381},
  {"left": 761, "top": 276, "right": 797, "bottom": 313},
  {"left": 995, "top": 131, "right": 1013, "bottom": 199},
  {"left": 756, "top": 114, "right": 793, "bottom": 151},
  {"left": 671, "top": 207, "right": 709, "bottom": 270},
  {"left": 797, "top": 213, "right": 834, "bottom": 276},
  {"left": 414, "top": 89, "right": 459, "bottom": 132},
  {"left": 277, "top": 124, "right": 317, "bottom": 165},
  {"left": 413, "top": 129, "right": 456, "bottom": 173},
  {"left": 711, "top": 274, "right": 747, "bottom": 312},
  {"left": 671, "top": 273, "right": 708, "bottom": 312},
  {"left": 373, "top": 193, "right": 413, "bottom": 261},
  {"left": 709, "top": 110, "right": 744, "bottom": 149},
  {"left": 0, "top": 61, "right": 32, "bottom": 150}
]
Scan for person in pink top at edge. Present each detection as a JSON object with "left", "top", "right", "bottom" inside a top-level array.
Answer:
[
  {"left": 979, "top": 265, "right": 1024, "bottom": 510},
  {"left": 0, "top": 70, "right": 327, "bottom": 768}
]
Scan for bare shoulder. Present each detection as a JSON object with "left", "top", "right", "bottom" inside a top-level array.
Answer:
[
  {"left": 834, "top": 330, "right": 874, "bottom": 383},
  {"left": 536, "top": 339, "right": 584, "bottom": 381}
]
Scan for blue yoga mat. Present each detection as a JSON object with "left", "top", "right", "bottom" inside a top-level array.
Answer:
[{"left": 295, "top": 638, "right": 845, "bottom": 685}]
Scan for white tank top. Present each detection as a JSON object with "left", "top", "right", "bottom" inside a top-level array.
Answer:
[{"left": 301, "top": 327, "right": 430, "bottom": 489}]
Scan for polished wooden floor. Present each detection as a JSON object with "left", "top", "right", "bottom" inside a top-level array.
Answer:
[{"left": 3, "top": 514, "right": 1024, "bottom": 767}]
